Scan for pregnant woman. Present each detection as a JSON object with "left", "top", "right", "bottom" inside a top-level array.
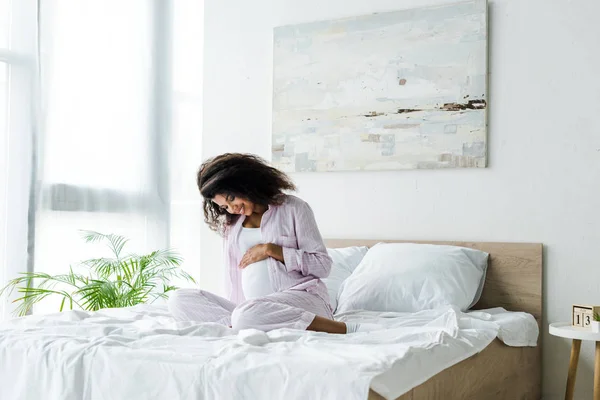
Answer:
[{"left": 168, "top": 153, "right": 371, "bottom": 334}]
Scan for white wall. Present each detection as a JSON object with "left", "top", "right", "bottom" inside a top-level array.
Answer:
[{"left": 202, "top": 1, "right": 600, "bottom": 398}]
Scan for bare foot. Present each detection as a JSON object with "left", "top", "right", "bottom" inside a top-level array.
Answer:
[{"left": 306, "top": 316, "right": 347, "bottom": 334}]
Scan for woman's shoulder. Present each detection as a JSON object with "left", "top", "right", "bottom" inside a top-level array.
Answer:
[
  {"left": 275, "top": 195, "right": 316, "bottom": 220},
  {"left": 279, "top": 194, "right": 309, "bottom": 209}
]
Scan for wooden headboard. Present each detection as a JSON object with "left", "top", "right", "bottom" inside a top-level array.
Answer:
[{"left": 324, "top": 240, "right": 543, "bottom": 323}]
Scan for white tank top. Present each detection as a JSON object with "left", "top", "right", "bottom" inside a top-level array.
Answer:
[{"left": 238, "top": 227, "right": 273, "bottom": 299}]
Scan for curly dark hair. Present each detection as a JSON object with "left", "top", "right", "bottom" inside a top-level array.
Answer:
[{"left": 197, "top": 153, "right": 296, "bottom": 235}]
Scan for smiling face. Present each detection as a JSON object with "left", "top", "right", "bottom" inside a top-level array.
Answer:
[
  {"left": 197, "top": 153, "right": 296, "bottom": 233},
  {"left": 212, "top": 194, "right": 256, "bottom": 217}
]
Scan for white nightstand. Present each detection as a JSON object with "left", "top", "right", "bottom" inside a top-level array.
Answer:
[{"left": 549, "top": 322, "right": 600, "bottom": 400}]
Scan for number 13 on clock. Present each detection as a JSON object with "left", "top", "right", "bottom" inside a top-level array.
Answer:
[{"left": 572, "top": 305, "right": 600, "bottom": 327}]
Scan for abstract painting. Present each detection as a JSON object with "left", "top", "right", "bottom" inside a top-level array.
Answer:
[{"left": 272, "top": 0, "right": 488, "bottom": 172}]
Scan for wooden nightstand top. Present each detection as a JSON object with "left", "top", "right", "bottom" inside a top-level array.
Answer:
[{"left": 550, "top": 322, "right": 600, "bottom": 341}]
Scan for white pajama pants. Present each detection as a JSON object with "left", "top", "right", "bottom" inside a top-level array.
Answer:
[{"left": 168, "top": 289, "right": 333, "bottom": 332}]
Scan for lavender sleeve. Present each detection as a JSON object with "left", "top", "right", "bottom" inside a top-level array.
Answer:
[{"left": 281, "top": 201, "right": 332, "bottom": 279}]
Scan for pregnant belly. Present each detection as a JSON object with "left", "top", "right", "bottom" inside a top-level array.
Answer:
[{"left": 241, "top": 259, "right": 273, "bottom": 300}]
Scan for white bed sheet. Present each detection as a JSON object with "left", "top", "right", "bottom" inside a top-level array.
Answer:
[{"left": 0, "top": 305, "right": 538, "bottom": 400}]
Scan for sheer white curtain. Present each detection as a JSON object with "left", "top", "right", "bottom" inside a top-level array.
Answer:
[
  {"left": 0, "top": 0, "right": 38, "bottom": 320},
  {"left": 169, "top": 0, "right": 204, "bottom": 289},
  {"left": 1, "top": 0, "right": 203, "bottom": 319}
]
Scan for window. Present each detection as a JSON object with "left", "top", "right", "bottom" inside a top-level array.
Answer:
[
  {"left": 41, "top": 1, "right": 160, "bottom": 206},
  {"left": 32, "top": 1, "right": 171, "bottom": 314},
  {"left": 0, "top": 61, "right": 7, "bottom": 319},
  {"left": 1, "top": 1, "right": 204, "bottom": 318},
  {"left": 0, "top": 0, "right": 8, "bottom": 48},
  {"left": 0, "top": 64, "right": 7, "bottom": 172}
]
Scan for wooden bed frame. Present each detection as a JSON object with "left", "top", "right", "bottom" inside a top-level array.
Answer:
[{"left": 324, "top": 240, "right": 543, "bottom": 400}]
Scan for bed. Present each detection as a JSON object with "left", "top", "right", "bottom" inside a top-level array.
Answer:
[
  {"left": 0, "top": 240, "right": 542, "bottom": 400},
  {"left": 324, "top": 240, "right": 542, "bottom": 400}
]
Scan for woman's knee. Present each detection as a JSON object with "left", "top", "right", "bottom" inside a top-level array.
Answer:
[
  {"left": 167, "top": 289, "right": 205, "bottom": 313},
  {"left": 231, "top": 299, "right": 266, "bottom": 331}
]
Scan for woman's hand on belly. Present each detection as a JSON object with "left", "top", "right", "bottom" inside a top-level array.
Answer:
[
  {"left": 239, "top": 243, "right": 285, "bottom": 269},
  {"left": 239, "top": 244, "right": 270, "bottom": 269}
]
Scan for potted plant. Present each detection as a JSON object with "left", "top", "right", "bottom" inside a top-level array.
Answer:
[
  {"left": 593, "top": 313, "right": 600, "bottom": 333},
  {"left": 0, "top": 231, "right": 195, "bottom": 316}
]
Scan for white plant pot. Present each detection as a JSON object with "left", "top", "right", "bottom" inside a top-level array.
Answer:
[{"left": 592, "top": 321, "right": 600, "bottom": 333}]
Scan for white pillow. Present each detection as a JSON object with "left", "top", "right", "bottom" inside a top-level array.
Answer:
[
  {"left": 322, "top": 246, "right": 369, "bottom": 311},
  {"left": 336, "top": 243, "right": 489, "bottom": 314}
]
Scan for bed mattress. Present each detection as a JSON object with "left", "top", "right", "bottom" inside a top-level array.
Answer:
[{"left": 0, "top": 305, "right": 538, "bottom": 400}]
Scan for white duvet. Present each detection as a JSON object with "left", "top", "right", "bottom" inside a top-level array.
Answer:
[{"left": 0, "top": 305, "right": 538, "bottom": 400}]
